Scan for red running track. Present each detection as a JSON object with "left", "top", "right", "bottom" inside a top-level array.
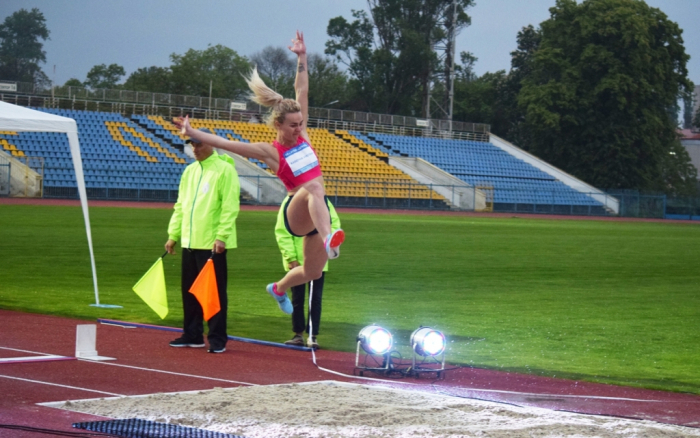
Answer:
[{"left": 0, "top": 309, "right": 699, "bottom": 437}]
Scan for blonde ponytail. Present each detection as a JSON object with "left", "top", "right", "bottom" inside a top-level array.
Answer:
[{"left": 245, "top": 67, "right": 301, "bottom": 129}]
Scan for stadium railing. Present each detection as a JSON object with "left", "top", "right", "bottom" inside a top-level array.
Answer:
[{"left": 0, "top": 81, "right": 490, "bottom": 142}]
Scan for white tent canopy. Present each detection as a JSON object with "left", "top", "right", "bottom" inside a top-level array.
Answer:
[{"left": 0, "top": 101, "right": 103, "bottom": 305}]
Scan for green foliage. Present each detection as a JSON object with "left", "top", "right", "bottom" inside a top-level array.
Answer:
[
  {"left": 169, "top": 44, "right": 251, "bottom": 100},
  {"left": 84, "top": 63, "right": 126, "bottom": 90},
  {"left": 123, "top": 66, "right": 173, "bottom": 93},
  {"left": 452, "top": 25, "right": 539, "bottom": 144},
  {"left": 454, "top": 70, "right": 511, "bottom": 136},
  {"left": 307, "top": 54, "right": 350, "bottom": 108},
  {"left": 63, "top": 78, "right": 83, "bottom": 87},
  {"left": 518, "top": 0, "right": 695, "bottom": 195},
  {"left": 325, "top": 0, "right": 473, "bottom": 116},
  {"left": 2, "top": 204, "right": 700, "bottom": 394},
  {"left": 0, "top": 7, "right": 49, "bottom": 86}
]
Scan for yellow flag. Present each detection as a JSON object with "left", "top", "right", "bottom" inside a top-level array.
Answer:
[{"left": 133, "top": 257, "right": 168, "bottom": 319}]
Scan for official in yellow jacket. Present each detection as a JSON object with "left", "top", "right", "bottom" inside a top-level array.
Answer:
[{"left": 165, "top": 128, "right": 240, "bottom": 354}]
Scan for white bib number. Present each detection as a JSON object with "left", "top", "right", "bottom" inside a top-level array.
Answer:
[{"left": 284, "top": 142, "right": 319, "bottom": 177}]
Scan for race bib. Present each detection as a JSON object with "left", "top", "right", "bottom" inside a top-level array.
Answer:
[{"left": 284, "top": 142, "right": 319, "bottom": 177}]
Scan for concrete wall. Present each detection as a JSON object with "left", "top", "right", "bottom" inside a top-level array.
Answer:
[
  {"left": 389, "top": 156, "right": 486, "bottom": 210},
  {"left": 0, "top": 150, "right": 42, "bottom": 197}
]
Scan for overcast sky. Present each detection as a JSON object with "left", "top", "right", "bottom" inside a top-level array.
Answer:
[{"left": 1, "top": 0, "right": 699, "bottom": 86}]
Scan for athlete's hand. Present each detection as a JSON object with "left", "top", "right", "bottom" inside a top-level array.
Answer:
[
  {"left": 173, "top": 115, "right": 190, "bottom": 136},
  {"left": 288, "top": 30, "right": 306, "bottom": 56}
]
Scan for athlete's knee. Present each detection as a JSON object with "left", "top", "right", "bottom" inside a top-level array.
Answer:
[{"left": 304, "top": 265, "right": 324, "bottom": 281}]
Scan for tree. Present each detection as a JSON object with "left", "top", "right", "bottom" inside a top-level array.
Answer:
[
  {"left": 169, "top": 44, "right": 251, "bottom": 100},
  {"left": 518, "top": 0, "right": 695, "bottom": 194},
  {"left": 84, "top": 63, "right": 125, "bottom": 89},
  {"left": 452, "top": 25, "right": 540, "bottom": 143},
  {"left": 249, "top": 46, "right": 295, "bottom": 96},
  {"left": 325, "top": 0, "right": 473, "bottom": 116},
  {"left": 123, "top": 66, "right": 172, "bottom": 93},
  {"left": 63, "top": 78, "right": 83, "bottom": 87},
  {"left": 453, "top": 70, "right": 511, "bottom": 137},
  {"left": 307, "top": 53, "right": 349, "bottom": 109},
  {"left": 0, "top": 8, "right": 50, "bottom": 86}
]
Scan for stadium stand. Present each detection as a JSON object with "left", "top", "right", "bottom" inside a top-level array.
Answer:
[
  {"left": 0, "top": 107, "right": 606, "bottom": 213},
  {"left": 146, "top": 116, "right": 448, "bottom": 208},
  {"left": 0, "top": 131, "right": 26, "bottom": 158},
  {"left": 0, "top": 108, "right": 192, "bottom": 200},
  {"left": 351, "top": 131, "right": 605, "bottom": 213}
]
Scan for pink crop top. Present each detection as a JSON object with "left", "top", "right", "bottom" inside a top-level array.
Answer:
[{"left": 273, "top": 137, "right": 323, "bottom": 191}]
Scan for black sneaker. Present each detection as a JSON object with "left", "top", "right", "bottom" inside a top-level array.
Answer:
[
  {"left": 284, "top": 334, "right": 304, "bottom": 346},
  {"left": 207, "top": 346, "right": 226, "bottom": 353},
  {"left": 169, "top": 336, "right": 205, "bottom": 348}
]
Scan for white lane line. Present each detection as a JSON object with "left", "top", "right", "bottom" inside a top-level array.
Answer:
[
  {"left": 78, "top": 359, "right": 257, "bottom": 386},
  {"left": 0, "top": 346, "right": 64, "bottom": 356},
  {"left": 0, "top": 355, "right": 74, "bottom": 364},
  {"left": 0, "top": 373, "right": 124, "bottom": 397}
]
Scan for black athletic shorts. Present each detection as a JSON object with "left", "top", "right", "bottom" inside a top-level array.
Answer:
[{"left": 283, "top": 195, "right": 331, "bottom": 238}]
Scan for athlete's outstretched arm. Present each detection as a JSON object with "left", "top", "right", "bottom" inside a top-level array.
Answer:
[
  {"left": 174, "top": 116, "right": 276, "bottom": 163},
  {"left": 289, "top": 30, "right": 309, "bottom": 140}
]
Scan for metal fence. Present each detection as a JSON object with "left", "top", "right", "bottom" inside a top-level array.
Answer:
[
  {"left": 0, "top": 93, "right": 489, "bottom": 142},
  {"left": 665, "top": 196, "right": 700, "bottom": 220},
  {"left": 605, "top": 190, "right": 666, "bottom": 219},
  {"left": 0, "top": 80, "right": 490, "bottom": 139}
]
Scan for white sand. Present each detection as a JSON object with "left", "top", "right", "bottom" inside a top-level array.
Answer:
[{"left": 57, "top": 381, "right": 700, "bottom": 438}]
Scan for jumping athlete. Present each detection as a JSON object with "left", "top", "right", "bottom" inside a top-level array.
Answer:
[{"left": 173, "top": 31, "right": 344, "bottom": 314}]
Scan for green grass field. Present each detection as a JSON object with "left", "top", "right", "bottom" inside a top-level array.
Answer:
[{"left": 1, "top": 203, "right": 699, "bottom": 394}]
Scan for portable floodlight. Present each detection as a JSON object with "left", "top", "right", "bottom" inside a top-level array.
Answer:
[
  {"left": 354, "top": 325, "right": 394, "bottom": 376},
  {"left": 410, "top": 326, "right": 447, "bottom": 378},
  {"left": 357, "top": 325, "right": 393, "bottom": 355},
  {"left": 411, "top": 327, "right": 446, "bottom": 357}
]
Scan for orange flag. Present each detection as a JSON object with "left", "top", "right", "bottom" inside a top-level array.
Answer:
[{"left": 188, "top": 258, "right": 221, "bottom": 321}]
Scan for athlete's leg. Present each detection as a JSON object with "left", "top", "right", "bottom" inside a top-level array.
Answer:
[
  {"left": 276, "top": 233, "right": 326, "bottom": 292},
  {"left": 286, "top": 181, "right": 331, "bottom": 238}
]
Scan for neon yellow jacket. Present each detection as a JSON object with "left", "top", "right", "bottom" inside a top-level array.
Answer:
[
  {"left": 274, "top": 196, "right": 341, "bottom": 272},
  {"left": 168, "top": 151, "right": 240, "bottom": 249}
]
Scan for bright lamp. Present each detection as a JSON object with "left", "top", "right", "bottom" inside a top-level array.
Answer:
[
  {"left": 411, "top": 327, "right": 446, "bottom": 357},
  {"left": 357, "top": 325, "right": 393, "bottom": 355}
]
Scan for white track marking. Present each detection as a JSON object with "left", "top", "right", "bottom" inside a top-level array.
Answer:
[
  {"left": 0, "top": 355, "right": 72, "bottom": 364},
  {"left": 0, "top": 373, "right": 124, "bottom": 396},
  {"left": 0, "top": 346, "right": 73, "bottom": 364},
  {"left": 0, "top": 346, "right": 64, "bottom": 356},
  {"left": 78, "top": 359, "right": 257, "bottom": 386}
]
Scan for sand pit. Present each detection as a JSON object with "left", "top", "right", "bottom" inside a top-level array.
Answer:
[{"left": 55, "top": 381, "right": 700, "bottom": 437}]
